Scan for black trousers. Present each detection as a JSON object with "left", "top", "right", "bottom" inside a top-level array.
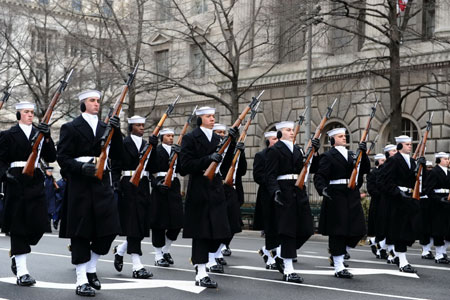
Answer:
[
  {"left": 221, "top": 236, "right": 233, "bottom": 248},
  {"left": 394, "top": 241, "right": 410, "bottom": 253},
  {"left": 191, "top": 239, "right": 222, "bottom": 265},
  {"left": 265, "top": 233, "right": 280, "bottom": 250},
  {"left": 10, "top": 233, "right": 43, "bottom": 256},
  {"left": 329, "top": 235, "right": 362, "bottom": 256},
  {"left": 71, "top": 235, "right": 116, "bottom": 265},
  {"left": 433, "top": 236, "right": 445, "bottom": 247},
  {"left": 152, "top": 228, "right": 181, "bottom": 248},
  {"left": 280, "top": 234, "right": 309, "bottom": 258},
  {"left": 126, "top": 236, "right": 144, "bottom": 256}
]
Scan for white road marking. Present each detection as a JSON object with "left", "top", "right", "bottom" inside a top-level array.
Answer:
[
  {"left": 230, "top": 265, "right": 419, "bottom": 278},
  {"left": 302, "top": 251, "right": 318, "bottom": 254},
  {"left": 0, "top": 277, "right": 205, "bottom": 294}
]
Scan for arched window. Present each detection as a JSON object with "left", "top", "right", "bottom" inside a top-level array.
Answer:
[{"left": 321, "top": 121, "right": 350, "bottom": 152}]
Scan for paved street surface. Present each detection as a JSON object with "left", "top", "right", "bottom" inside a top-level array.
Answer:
[{"left": 0, "top": 231, "right": 449, "bottom": 300}]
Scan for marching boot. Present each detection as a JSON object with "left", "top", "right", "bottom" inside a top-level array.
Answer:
[
  {"left": 76, "top": 283, "right": 96, "bottom": 297},
  {"left": 113, "top": 246, "right": 124, "bottom": 272},
  {"left": 133, "top": 268, "right": 153, "bottom": 279},
  {"left": 86, "top": 273, "right": 101, "bottom": 290},
  {"left": 16, "top": 274, "right": 36, "bottom": 286}
]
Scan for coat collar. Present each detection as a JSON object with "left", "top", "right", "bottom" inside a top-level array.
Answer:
[
  {"left": 330, "top": 147, "right": 350, "bottom": 169},
  {"left": 193, "top": 127, "right": 219, "bottom": 152},
  {"left": 393, "top": 151, "right": 411, "bottom": 171}
]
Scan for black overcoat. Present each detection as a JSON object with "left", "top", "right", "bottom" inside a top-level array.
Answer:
[
  {"left": 178, "top": 127, "right": 231, "bottom": 240},
  {"left": 252, "top": 149, "right": 269, "bottom": 231},
  {"left": 57, "top": 115, "right": 123, "bottom": 239},
  {"left": 149, "top": 144, "right": 183, "bottom": 230},
  {"left": 0, "top": 124, "right": 56, "bottom": 236},
  {"left": 313, "top": 147, "right": 369, "bottom": 237},
  {"left": 265, "top": 141, "right": 318, "bottom": 239},
  {"left": 366, "top": 167, "right": 381, "bottom": 236},
  {"left": 378, "top": 152, "right": 422, "bottom": 244}
]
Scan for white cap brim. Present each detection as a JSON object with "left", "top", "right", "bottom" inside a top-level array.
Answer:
[
  {"left": 327, "top": 127, "right": 346, "bottom": 137},
  {"left": 435, "top": 152, "right": 449, "bottom": 158},
  {"left": 160, "top": 128, "right": 175, "bottom": 135},
  {"left": 127, "top": 115, "right": 146, "bottom": 124},
  {"left": 374, "top": 153, "right": 386, "bottom": 160},
  {"left": 213, "top": 124, "right": 226, "bottom": 131},
  {"left": 196, "top": 106, "right": 215, "bottom": 116},
  {"left": 78, "top": 90, "right": 102, "bottom": 101},
  {"left": 264, "top": 131, "right": 277, "bottom": 138},
  {"left": 275, "top": 121, "right": 295, "bottom": 131},
  {"left": 395, "top": 135, "right": 412, "bottom": 143},
  {"left": 384, "top": 144, "right": 396, "bottom": 152},
  {"left": 15, "top": 102, "right": 35, "bottom": 110}
]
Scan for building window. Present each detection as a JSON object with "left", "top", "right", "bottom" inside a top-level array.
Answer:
[
  {"left": 35, "top": 63, "right": 45, "bottom": 83},
  {"left": 72, "top": 0, "right": 82, "bottom": 11},
  {"left": 422, "top": 0, "right": 435, "bottom": 39},
  {"left": 192, "top": 0, "right": 207, "bottom": 15},
  {"left": 155, "top": 49, "right": 169, "bottom": 81},
  {"left": 102, "top": 0, "right": 113, "bottom": 17},
  {"left": 158, "top": 0, "right": 173, "bottom": 22},
  {"left": 191, "top": 44, "right": 205, "bottom": 78},
  {"left": 321, "top": 122, "right": 350, "bottom": 153},
  {"left": 31, "top": 29, "right": 55, "bottom": 54}
]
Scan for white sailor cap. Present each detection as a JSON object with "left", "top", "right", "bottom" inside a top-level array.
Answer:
[
  {"left": 195, "top": 106, "right": 216, "bottom": 116},
  {"left": 160, "top": 128, "right": 175, "bottom": 135},
  {"left": 127, "top": 115, "right": 146, "bottom": 124},
  {"left": 384, "top": 144, "right": 396, "bottom": 152},
  {"left": 15, "top": 101, "right": 35, "bottom": 110},
  {"left": 78, "top": 90, "right": 102, "bottom": 101},
  {"left": 213, "top": 123, "right": 226, "bottom": 131},
  {"left": 327, "top": 127, "right": 346, "bottom": 137},
  {"left": 374, "top": 153, "right": 386, "bottom": 160},
  {"left": 264, "top": 131, "right": 277, "bottom": 138},
  {"left": 275, "top": 121, "right": 295, "bottom": 131},
  {"left": 395, "top": 135, "right": 411, "bottom": 143},
  {"left": 426, "top": 161, "right": 433, "bottom": 166},
  {"left": 435, "top": 152, "right": 449, "bottom": 159}
]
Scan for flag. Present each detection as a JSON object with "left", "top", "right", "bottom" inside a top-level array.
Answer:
[{"left": 398, "top": 0, "right": 408, "bottom": 12}]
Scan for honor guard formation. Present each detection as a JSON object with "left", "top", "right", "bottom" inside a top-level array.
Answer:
[{"left": 0, "top": 71, "right": 449, "bottom": 297}]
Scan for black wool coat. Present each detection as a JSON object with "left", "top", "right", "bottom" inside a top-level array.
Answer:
[
  {"left": 0, "top": 124, "right": 56, "bottom": 236},
  {"left": 366, "top": 166, "right": 381, "bottom": 237},
  {"left": 252, "top": 148, "right": 269, "bottom": 231},
  {"left": 57, "top": 115, "right": 123, "bottom": 239},
  {"left": 111, "top": 135, "right": 153, "bottom": 238},
  {"left": 149, "top": 144, "right": 184, "bottom": 230},
  {"left": 423, "top": 165, "right": 450, "bottom": 238},
  {"left": 313, "top": 147, "right": 369, "bottom": 237},
  {"left": 178, "top": 127, "right": 231, "bottom": 240},
  {"left": 378, "top": 152, "right": 422, "bottom": 244},
  {"left": 265, "top": 141, "right": 319, "bottom": 239}
]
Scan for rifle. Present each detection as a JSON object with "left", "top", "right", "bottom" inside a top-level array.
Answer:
[
  {"left": 162, "top": 105, "right": 198, "bottom": 187},
  {"left": 412, "top": 136, "right": 424, "bottom": 160},
  {"left": 367, "top": 134, "right": 379, "bottom": 156},
  {"left": 95, "top": 63, "right": 139, "bottom": 180},
  {"left": 296, "top": 98, "right": 338, "bottom": 189},
  {"left": 412, "top": 112, "right": 433, "bottom": 200},
  {"left": 224, "top": 101, "right": 260, "bottom": 186},
  {"left": 130, "top": 96, "right": 179, "bottom": 186},
  {"left": 348, "top": 98, "right": 379, "bottom": 189},
  {"left": 204, "top": 90, "right": 264, "bottom": 181},
  {"left": 292, "top": 108, "right": 308, "bottom": 145},
  {"left": 22, "top": 69, "right": 74, "bottom": 177},
  {"left": 0, "top": 84, "right": 14, "bottom": 111}
]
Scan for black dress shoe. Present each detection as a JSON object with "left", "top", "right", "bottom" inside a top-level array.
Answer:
[
  {"left": 293, "top": 258, "right": 298, "bottom": 263},
  {"left": 163, "top": 253, "right": 174, "bottom": 264},
  {"left": 86, "top": 273, "right": 101, "bottom": 290},
  {"left": 258, "top": 248, "right": 269, "bottom": 263},
  {"left": 344, "top": 252, "right": 351, "bottom": 260},
  {"left": 435, "top": 257, "right": 450, "bottom": 264},
  {"left": 133, "top": 268, "right": 153, "bottom": 279},
  {"left": 266, "top": 263, "right": 278, "bottom": 270},
  {"left": 221, "top": 247, "right": 232, "bottom": 256},
  {"left": 215, "top": 257, "right": 227, "bottom": 266},
  {"left": 334, "top": 269, "right": 353, "bottom": 279},
  {"left": 11, "top": 256, "right": 17, "bottom": 276},
  {"left": 112, "top": 246, "right": 124, "bottom": 272},
  {"left": 195, "top": 276, "right": 218, "bottom": 288},
  {"left": 155, "top": 258, "right": 170, "bottom": 267},
  {"left": 274, "top": 257, "right": 285, "bottom": 274},
  {"left": 16, "top": 274, "right": 36, "bottom": 286},
  {"left": 283, "top": 273, "right": 304, "bottom": 283},
  {"left": 206, "top": 264, "right": 224, "bottom": 273},
  {"left": 76, "top": 283, "right": 96, "bottom": 297},
  {"left": 387, "top": 256, "right": 399, "bottom": 266},
  {"left": 328, "top": 256, "right": 349, "bottom": 268},
  {"left": 399, "top": 264, "right": 417, "bottom": 273},
  {"left": 421, "top": 252, "right": 434, "bottom": 259}
]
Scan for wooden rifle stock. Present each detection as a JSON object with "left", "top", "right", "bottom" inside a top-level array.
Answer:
[
  {"left": 296, "top": 99, "right": 338, "bottom": 189},
  {"left": 163, "top": 106, "right": 197, "bottom": 187},
  {"left": 412, "top": 113, "right": 433, "bottom": 200},
  {"left": 130, "top": 96, "right": 179, "bottom": 186},
  {"left": 348, "top": 100, "right": 378, "bottom": 189},
  {"left": 204, "top": 91, "right": 264, "bottom": 181},
  {"left": 23, "top": 69, "right": 74, "bottom": 177}
]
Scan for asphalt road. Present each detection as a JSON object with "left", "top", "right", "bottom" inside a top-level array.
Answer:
[{"left": 0, "top": 230, "right": 449, "bottom": 300}]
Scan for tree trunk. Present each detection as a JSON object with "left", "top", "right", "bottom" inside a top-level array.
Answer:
[
  {"left": 389, "top": 0, "right": 402, "bottom": 139},
  {"left": 128, "top": 85, "right": 136, "bottom": 118}
]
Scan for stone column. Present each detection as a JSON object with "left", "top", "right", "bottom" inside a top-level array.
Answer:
[
  {"left": 435, "top": 0, "right": 450, "bottom": 39},
  {"left": 310, "top": 1, "right": 332, "bottom": 57},
  {"left": 234, "top": 0, "right": 255, "bottom": 67},
  {"left": 361, "top": 0, "right": 388, "bottom": 50},
  {"left": 251, "top": 0, "right": 278, "bottom": 66}
]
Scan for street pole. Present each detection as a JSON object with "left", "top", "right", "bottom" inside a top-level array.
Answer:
[{"left": 305, "top": 15, "right": 312, "bottom": 147}]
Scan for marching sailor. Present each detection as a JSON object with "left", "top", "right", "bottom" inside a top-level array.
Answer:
[
  {"left": 149, "top": 128, "right": 183, "bottom": 267},
  {"left": 57, "top": 90, "right": 124, "bottom": 296},
  {"left": 0, "top": 101, "right": 56, "bottom": 286},
  {"left": 111, "top": 115, "right": 157, "bottom": 278},
  {"left": 265, "top": 121, "right": 320, "bottom": 283},
  {"left": 378, "top": 135, "right": 425, "bottom": 273},
  {"left": 313, "top": 128, "right": 369, "bottom": 278},
  {"left": 179, "top": 107, "right": 236, "bottom": 288}
]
